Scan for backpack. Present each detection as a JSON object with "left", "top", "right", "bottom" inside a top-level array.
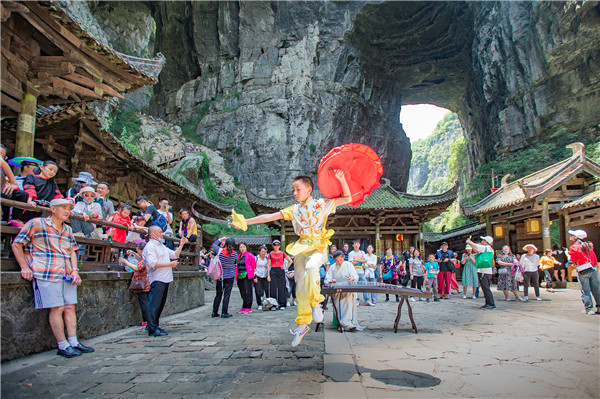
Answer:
[
  {"left": 208, "top": 248, "right": 223, "bottom": 280},
  {"left": 150, "top": 211, "right": 168, "bottom": 232}
]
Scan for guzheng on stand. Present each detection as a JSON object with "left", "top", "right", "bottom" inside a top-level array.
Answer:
[{"left": 319, "top": 282, "right": 433, "bottom": 333}]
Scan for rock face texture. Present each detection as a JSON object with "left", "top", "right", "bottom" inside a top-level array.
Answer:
[{"left": 66, "top": 1, "right": 600, "bottom": 195}]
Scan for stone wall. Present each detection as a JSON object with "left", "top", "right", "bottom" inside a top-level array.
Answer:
[{"left": 1, "top": 271, "right": 205, "bottom": 362}]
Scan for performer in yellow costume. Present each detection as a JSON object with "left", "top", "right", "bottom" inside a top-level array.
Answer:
[{"left": 233, "top": 170, "right": 352, "bottom": 346}]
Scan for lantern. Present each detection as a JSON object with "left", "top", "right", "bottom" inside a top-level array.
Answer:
[{"left": 396, "top": 234, "right": 403, "bottom": 242}]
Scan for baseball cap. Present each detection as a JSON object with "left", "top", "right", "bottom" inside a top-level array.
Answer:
[
  {"left": 480, "top": 236, "right": 494, "bottom": 245},
  {"left": 568, "top": 229, "right": 587, "bottom": 240},
  {"left": 49, "top": 198, "right": 74, "bottom": 208},
  {"left": 272, "top": 239, "right": 281, "bottom": 244},
  {"left": 441, "top": 242, "right": 448, "bottom": 246}
]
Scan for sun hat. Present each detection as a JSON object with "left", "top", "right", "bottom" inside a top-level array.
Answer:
[
  {"left": 49, "top": 198, "right": 74, "bottom": 208},
  {"left": 72, "top": 171, "right": 98, "bottom": 185},
  {"left": 80, "top": 186, "right": 95, "bottom": 194},
  {"left": 465, "top": 245, "right": 472, "bottom": 250},
  {"left": 480, "top": 236, "right": 494, "bottom": 245},
  {"left": 568, "top": 229, "right": 587, "bottom": 240},
  {"left": 522, "top": 244, "right": 538, "bottom": 251}
]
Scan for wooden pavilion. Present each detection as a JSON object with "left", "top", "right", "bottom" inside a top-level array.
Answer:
[
  {"left": 462, "top": 143, "right": 600, "bottom": 258},
  {"left": 247, "top": 180, "right": 458, "bottom": 256},
  {"left": 1, "top": 0, "right": 165, "bottom": 158}
]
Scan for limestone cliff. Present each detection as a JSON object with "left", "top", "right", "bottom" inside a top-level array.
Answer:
[{"left": 62, "top": 1, "right": 600, "bottom": 197}]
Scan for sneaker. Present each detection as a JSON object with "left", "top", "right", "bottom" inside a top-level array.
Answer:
[
  {"left": 524, "top": 296, "right": 528, "bottom": 301},
  {"left": 483, "top": 305, "right": 496, "bottom": 310},
  {"left": 419, "top": 297, "right": 426, "bottom": 301},
  {"left": 236, "top": 309, "right": 245, "bottom": 313},
  {"left": 505, "top": 298, "right": 513, "bottom": 301},
  {"left": 587, "top": 309, "right": 596, "bottom": 315},
  {"left": 409, "top": 297, "right": 416, "bottom": 302},
  {"left": 280, "top": 306, "right": 286, "bottom": 310},
  {"left": 312, "top": 305, "right": 324, "bottom": 323},
  {"left": 472, "top": 295, "right": 476, "bottom": 300},
  {"left": 7, "top": 219, "right": 24, "bottom": 227},
  {"left": 243, "top": 308, "right": 253, "bottom": 314},
  {"left": 518, "top": 297, "right": 526, "bottom": 302},
  {"left": 286, "top": 302, "right": 291, "bottom": 307},
  {"left": 290, "top": 324, "right": 310, "bottom": 347},
  {"left": 426, "top": 298, "right": 430, "bottom": 303},
  {"left": 463, "top": 294, "right": 467, "bottom": 299},
  {"left": 434, "top": 298, "right": 440, "bottom": 302},
  {"left": 385, "top": 298, "right": 390, "bottom": 302},
  {"left": 293, "top": 300, "right": 297, "bottom": 306},
  {"left": 258, "top": 305, "right": 263, "bottom": 311},
  {"left": 536, "top": 297, "right": 542, "bottom": 301}
]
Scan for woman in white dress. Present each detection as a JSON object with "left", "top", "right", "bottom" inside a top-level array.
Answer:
[{"left": 325, "top": 250, "right": 361, "bottom": 331}]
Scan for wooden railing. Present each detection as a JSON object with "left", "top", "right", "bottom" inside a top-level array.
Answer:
[{"left": 0, "top": 199, "right": 199, "bottom": 272}]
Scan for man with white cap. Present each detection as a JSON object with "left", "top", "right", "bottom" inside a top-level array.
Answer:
[
  {"left": 520, "top": 244, "right": 541, "bottom": 301},
  {"left": 568, "top": 229, "right": 599, "bottom": 314},
  {"left": 466, "top": 235, "right": 496, "bottom": 309},
  {"left": 11, "top": 198, "right": 94, "bottom": 358}
]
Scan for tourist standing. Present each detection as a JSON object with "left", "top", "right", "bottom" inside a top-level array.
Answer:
[
  {"left": 401, "top": 245, "right": 415, "bottom": 287},
  {"left": 461, "top": 245, "right": 479, "bottom": 299},
  {"left": 211, "top": 237, "right": 237, "bottom": 318},
  {"left": 540, "top": 249, "right": 560, "bottom": 293},
  {"left": 348, "top": 239, "right": 368, "bottom": 304},
  {"left": 424, "top": 254, "right": 440, "bottom": 302},
  {"left": 143, "top": 226, "right": 188, "bottom": 336},
  {"left": 496, "top": 245, "right": 525, "bottom": 302},
  {"left": 552, "top": 244, "right": 568, "bottom": 283},
  {"left": 466, "top": 236, "right": 496, "bottom": 309},
  {"left": 157, "top": 198, "right": 174, "bottom": 250},
  {"left": 254, "top": 246, "right": 269, "bottom": 310},
  {"left": 236, "top": 242, "right": 256, "bottom": 314},
  {"left": 267, "top": 239, "right": 293, "bottom": 310},
  {"left": 520, "top": 244, "right": 541, "bottom": 301},
  {"left": 381, "top": 247, "right": 402, "bottom": 302},
  {"left": 12, "top": 198, "right": 94, "bottom": 358},
  {"left": 436, "top": 242, "right": 456, "bottom": 299},
  {"left": 567, "top": 229, "right": 599, "bottom": 315},
  {"left": 409, "top": 249, "right": 427, "bottom": 301},
  {"left": 324, "top": 251, "right": 362, "bottom": 332},
  {"left": 364, "top": 244, "right": 378, "bottom": 305}
]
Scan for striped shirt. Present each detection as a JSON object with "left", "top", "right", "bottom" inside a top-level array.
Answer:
[
  {"left": 13, "top": 217, "right": 78, "bottom": 282},
  {"left": 212, "top": 240, "right": 237, "bottom": 279}
]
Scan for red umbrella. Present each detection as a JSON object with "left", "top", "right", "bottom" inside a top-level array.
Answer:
[{"left": 317, "top": 143, "right": 383, "bottom": 207}]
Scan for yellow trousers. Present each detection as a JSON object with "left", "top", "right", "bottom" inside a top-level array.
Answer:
[{"left": 294, "top": 252, "right": 325, "bottom": 325}]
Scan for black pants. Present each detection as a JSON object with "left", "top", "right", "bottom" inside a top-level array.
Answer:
[
  {"left": 411, "top": 276, "right": 424, "bottom": 291},
  {"left": 213, "top": 277, "right": 234, "bottom": 315},
  {"left": 147, "top": 281, "right": 169, "bottom": 333},
  {"left": 1, "top": 190, "right": 29, "bottom": 222},
  {"left": 287, "top": 277, "right": 296, "bottom": 300},
  {"left": 401, "top": 273, "right": 411, "bottom": 287},
  {"left": 385, "top": 278, "right": 400, "bottom": 301},
  {"left": 254, "top": 277, "right": 269, "bottom": 306},
  {"left": 237, "top": 276, "right": 253, "bottom": 309},
  {"left": 269, "top": 268, "right": 286, "bottom": 307},
  {"left": 136, "top": 292, "right": 149, "bottom": 322},
  {"left": 523, "top": 271, "right": 540, "bottom": 297},
  {"left": 478, "top": 273, "right": 495, "bottom": 307}
]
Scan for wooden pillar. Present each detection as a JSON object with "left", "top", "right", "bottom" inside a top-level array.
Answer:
[
  {"left": 485, "top": 215, "right": 492, "bottom": 237},
  {"left": 541, "top": 199, "right": 551, "bottom": 250},
  {"left": 15, "top": 93, "right": 37, "bottom": 158},
  {"left": 418, "top": 223, "right": 424, "bottom": 256},
  {"left": 375, "top": 223, "right": 381, "bottom": 259},
  {"left": 198, "top": 224, "right": 204, "bottom": 249},
  {"left": 559, "top": 213, "right": 568, "bottom": 249},
  {"left": 504, "top": 221, "right": 510, "bottom": 247}
]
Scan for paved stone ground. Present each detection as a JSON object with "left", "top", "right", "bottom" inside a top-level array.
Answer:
[
  {"left": 2, "top": 286, "right": 599, "bottom": 398},
  {"left": 322, "top": 288, "right": 600, "bottom": 398}
]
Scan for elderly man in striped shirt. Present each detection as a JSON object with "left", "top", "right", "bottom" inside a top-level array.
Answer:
[{"left": 12, "top": 198, "right": 94, "bottom": 358}]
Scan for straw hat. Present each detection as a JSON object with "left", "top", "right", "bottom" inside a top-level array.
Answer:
[{"left": 522, "top": 244, "right": 537, "bottom": 251}]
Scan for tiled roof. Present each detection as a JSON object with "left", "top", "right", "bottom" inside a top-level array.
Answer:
[
  {"left": 246, "top": 183, "right": 458, "bottom": 212},
  {"left": 423, "top": 223, "right": 486, "bottom": 243},
  {"left": 217, "top": 235, "right": 275, "bottom": 246},
  {"left": 463, "top": 146, "right": 600, "bottom": 217},
  {"left": 561, "top": 189, "right": 600, "bottom": 210},
  {"left": 41, "top": 1, "right": 165, "bottom": 89}
]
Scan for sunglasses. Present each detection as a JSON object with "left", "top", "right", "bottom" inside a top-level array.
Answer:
[
  {"left": 273, "top": 243, "right": 280, "bottom": 246},
  {"left": 82, "top": 193, "right": 95, "bottom": 197}
]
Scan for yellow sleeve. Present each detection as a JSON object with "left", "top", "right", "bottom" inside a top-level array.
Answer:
[{"left": 280, "top": 205, "right": 295, "bottom": 221}]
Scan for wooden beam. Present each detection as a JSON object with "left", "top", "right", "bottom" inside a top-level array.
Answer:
[
  {"left": 50, "top": 76, "right": 102, "bottom": 100},
  {"left": 62, "top": 73, "right": 124, "bottom": 99},
  {"left": 0, "top": 92, "right": 22, "bottom": 112}
]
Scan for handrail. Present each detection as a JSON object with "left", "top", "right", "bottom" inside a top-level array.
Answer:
[{"left": 0, "top": 198, "right": 185, "bottom": 244}]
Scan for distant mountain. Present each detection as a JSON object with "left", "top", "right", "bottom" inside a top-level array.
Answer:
[{"left": 407, "top": 113, "right": 464, "bottom": 195}]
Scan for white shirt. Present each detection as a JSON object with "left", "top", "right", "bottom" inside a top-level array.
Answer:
[
  {"left": 143, "top": 239, "right": 177, "bottom": 284},
  {"left": 472, "top": 243, "right": 494, "bottom": 275},
  {"left": 364, "top": 253, "right": 378, "bottom": 278},
  {"left": 348, "top": 250, "right": 366, "bottom": 274},
  {"left": 520, "top": 254, "right": 540, "bottom": 272},
  {"left": 72, "top": 201, "right": 103, "bottom": 227},
  {"left": 255, "top": 255, "right": 268, "bottom": 278},
  {"left": 325, "top": 261, "right": 359, "bottom": 285}
]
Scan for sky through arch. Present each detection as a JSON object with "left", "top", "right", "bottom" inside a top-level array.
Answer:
[{"left": 400, "top": 104, "right": 451, "bottom": 143}]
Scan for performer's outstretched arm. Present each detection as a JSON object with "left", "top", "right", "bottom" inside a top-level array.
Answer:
[
  {"left": 245, "top": 211, "right": 283, "bottom": 226},
  {"left": 333, "top": 169, "right": 353, "bottom": 207}
]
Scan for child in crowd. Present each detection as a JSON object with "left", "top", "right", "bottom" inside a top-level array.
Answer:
[
  {"left": 233, "top": 171, "right": 352, "bottom": 346},
  {"left": 424, "top": 254, "right": 440, "bottom": 302},
  {"left": 126, "top": 216, "right": 147, "bottom": 243},
  {"left": 110, "top": 203, "right": 134, "bottom": 243},
  {"left": 540, "top": 249, "right": 560, "bottom": 293},
  {"left": 70, "top": 187, "right": 102, "bottom": 237}
]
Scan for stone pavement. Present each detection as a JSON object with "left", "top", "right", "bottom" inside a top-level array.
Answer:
[{"left": 2, "top": 286, "right": 599, "bottom": 398}]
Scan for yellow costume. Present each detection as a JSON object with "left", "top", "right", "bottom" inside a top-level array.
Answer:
[{"left": 280, "top": 196, "right": 336, "bottom": 325}]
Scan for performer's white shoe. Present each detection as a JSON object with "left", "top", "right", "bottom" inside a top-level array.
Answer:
[
  {"left": 312, "top": 305, "right": 324, "bottom": 323},
  {"left": 291, "top": 324, "right": 310, "bottom": 347}
]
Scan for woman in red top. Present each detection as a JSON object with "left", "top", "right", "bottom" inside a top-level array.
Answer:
[
  {"left": 110, "top": 203, "right": 134, "bottom": 243},
  {"left": 268, "top": 239, "right": 293, "bottom": 310},
  {"left": 568, "top": 229, "right": 599, "bottom": 314}
]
